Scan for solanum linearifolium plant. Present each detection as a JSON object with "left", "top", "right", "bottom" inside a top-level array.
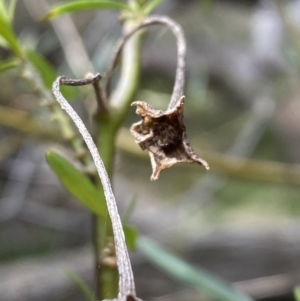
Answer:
[{"left": 0, "top": 1, "right": 254, "bottom": 301}]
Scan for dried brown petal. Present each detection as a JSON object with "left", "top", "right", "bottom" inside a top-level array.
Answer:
[{"left": 130, "top": 96, "right": 209, "bottom": 180}]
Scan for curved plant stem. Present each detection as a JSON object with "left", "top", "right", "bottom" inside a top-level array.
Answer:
[
  {"left": 52, "top": 77, "right": 136, "bottom": 298},
  {"left": 104, "top": 15, "right": 186, "bottom": 110}
]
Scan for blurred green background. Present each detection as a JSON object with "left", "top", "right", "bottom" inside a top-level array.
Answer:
[{"left": 0, "top": 0, "right": 300, "bottom": 301}]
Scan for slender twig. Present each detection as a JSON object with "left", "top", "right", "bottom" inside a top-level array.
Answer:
[
  {"left": 61, "top": 73, "right": 107, "bottom": 115},
  {"left": 104, "top": 15, "right": 186, "bottom": 109},
  {"left": 61, "top": 73, "right": 107, "bottom": 114},
  {"left": 91, "top": 77, "right": 106, "bottom": 115},
  {"left": 60, "top": 73, "right": 102, "bottom": 86},
  {"left": 52, "top": 77, "right": 135, "bottom": 298}
]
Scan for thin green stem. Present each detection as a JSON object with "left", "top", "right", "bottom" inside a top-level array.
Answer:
[
  {"left": 94, "top": 3, "right": 144, "bottom": 298},
  {"left": 109, "top": 25, "right": 143, "bottom": 128}
]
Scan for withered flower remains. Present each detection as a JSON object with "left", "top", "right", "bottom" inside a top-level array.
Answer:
[{"left": 130, "top": 96, "right": 209, "bottom": 180}]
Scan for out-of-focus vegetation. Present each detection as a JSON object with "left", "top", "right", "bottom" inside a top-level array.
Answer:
[{"left": 0, "top": 1, "right": 300, "bottom": 301}]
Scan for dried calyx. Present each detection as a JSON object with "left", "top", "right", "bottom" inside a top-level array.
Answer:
[{"left": 130, "top": 96, "right": 209, "bottom": 181}]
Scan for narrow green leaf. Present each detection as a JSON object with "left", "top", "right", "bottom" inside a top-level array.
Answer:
[
  {"left": 294, "top": 287, "right": 300, "bottom": 301},
  {"left": 142, "top": 0, "right": 165, "bottom": 14},
  {"left": 46, "top": 151, "right": 107, "bottom": 217},
  {"left": 138, "top": 237, "right": 254, "bottom": 301},
  {"left": 124, "top": 225, "right": 138, "bottom": 250},
  {"left": 41, "top": 0, "right": 131, "bottom": 22},
  {"left": 0, "top": 15, "right": 23, "bottom": 58},
  {"left": 65, "top": 271, "right": 96, "bottom": 301},
  {"left": 0, "top": 57, "right": 19, "bottom": 72}
]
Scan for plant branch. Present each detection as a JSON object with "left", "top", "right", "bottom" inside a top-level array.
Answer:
[
  {"left": 60, "top": 73, "right": 102, "bottom": 86},
  {"left": 52, "top": 77, "right": 136, "bottom": 298},
  {"left": 104, "top": 15, "right": 186, "bottom": 110},
  {"left": 60, "top": 73, "right": 107, "bottom": 115},
  {"left": 108, "top": 25, "right": 142, "bottom": 132}
]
